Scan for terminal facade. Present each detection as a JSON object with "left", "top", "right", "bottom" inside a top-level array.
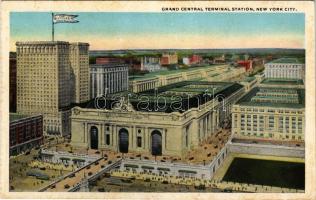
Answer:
[{"left": 71, "top": 81, "right": 246, "bottom": 157}]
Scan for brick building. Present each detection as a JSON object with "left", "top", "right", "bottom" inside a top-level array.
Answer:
[
  {"left": 237, "top": 60, "right": 253, "bottom": 71},
  {"left": 9, "top": 54, "right": 17, "bottom": 112},
  {"left": 96, "top": 57, "right": 125, "bottom": 65},
  {"left": 10, "top": 113, "right": 43, "bottom": 156},
  {"left": 161, "top": 52, "right": 178, "bottom": 65}
]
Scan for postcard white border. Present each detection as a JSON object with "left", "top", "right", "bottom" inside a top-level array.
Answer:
[{"left": 0, "top": 1, "right": 315, "bottom": 199}]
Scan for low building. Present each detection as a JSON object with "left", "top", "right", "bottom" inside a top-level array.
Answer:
[
  {"left": 129, "top": 65, "right": 246, "bottom": 93},
  {"left": 161, "top": 52, "right": 178, "bottom": 65},
  {"left": 140, "top": 56, "right": 163, "bottom": 72},
  {"left": 71, "top": 81, "right": 246, "bottom": 157},
  {"left": 264, "top": 58, "right": 305, "bottom": 80},
  {"left": 259, "top": 78, "right": 304, "bottom": 89},
  {"left": 232, "top": 83, "right": 305, "bottom": 142},
  {"left": 128, "top": 58, "right": 142, "bottom": 71},
  {"left": 183, "top": 55, "right": 203, "bottom": 66},
  {"left": 237, "top": 60, "right": 253, "bottom": 71},
  {"left": 90, "top": 63, "right": 129, "bottom": 98},
  {"left": 95, "top": 57, "right": 125, "bottom": 65},
  {"left": 10, "top": 113, "right": 43, "bottom": 156},
  {"left": 182, "top": 57, "right": 190, "bottom": 65},
  {"left": 213, "top": 54, "right": 226, "bottom": 64},
  {"left": 189, "top": 54, "right": 203, "bottom": 65}
]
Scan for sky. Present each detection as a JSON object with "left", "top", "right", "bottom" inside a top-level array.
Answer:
[{"left": 10, "top": 12, "right": 305, "bottom": 51}]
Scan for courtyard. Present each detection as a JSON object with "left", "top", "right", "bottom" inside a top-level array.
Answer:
[
  {"left": 222, "top": 157, "right": 304, "bottom": 190},
  {"left": 213, "top": 153, "right": 305, "bottom": 190}
]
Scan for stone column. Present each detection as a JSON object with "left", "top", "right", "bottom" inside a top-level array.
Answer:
[
  {"left": 110, "top": 72, "right": 113, "bottom": 93},
  {"left": 84, "top": 122, "right": 88, "bottom": 143},
  {"left": 209, "top": 112, "right": 212, "bottom": 135},
  {"left": 251, "top": 114, "right": 253, "bottom": 133},
  {"left": 100, "top": 73, "right": 104, "bottom": 96},
  {"left": 86, "top": 124, "right": 90, "bottom": 148},
  {"left": 144, "top": 128, "right": 148, "bottom": 150},
  {"left": 212, "top": 111, "right": 216, "bottom": 132},
  {"left": 116, "top": 72, "right": 119, "bottom": 92},
  {"left": 91, "top": 73, "right": 95, "bottom": 98},
  {"left": 128, "top": 126, "right": 133, "bottom": 151},
  {"left": 295, "top": 116, "right": 298, "bottom": 135},
  {"left": 162, "top": 129, "right": 166, "bottom": 153},
  {"left": 115, "top": 125, "right": 119, "bottom": 152},
  {"left": 100, "top": 124, "right": 104, "bottom": 146}
]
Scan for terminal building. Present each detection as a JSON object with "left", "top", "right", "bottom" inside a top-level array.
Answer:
[
  {"left": 232, "top": 80, "right": 305, "bottom": 142},
  {"left": 264, "top": 58, "right": 305, "bottom": 80},
  {"left": 71, "top": 81, "right": 246, "bottom": 157},
  {"left": 129, "top": 65, "right": 246, "bottom": 93}
]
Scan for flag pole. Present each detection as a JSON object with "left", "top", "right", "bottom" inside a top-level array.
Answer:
[{"left": 52, "top": 12, "right": 54, "bottom": 42}]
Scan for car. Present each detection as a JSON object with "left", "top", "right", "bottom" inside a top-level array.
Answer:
[{"left": 69, "top": 173, "right": 75, "bottom": 178}]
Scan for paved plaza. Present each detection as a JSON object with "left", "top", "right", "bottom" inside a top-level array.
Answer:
[{"left": 9, "top": 149, "right": 68, "bottom": 191}]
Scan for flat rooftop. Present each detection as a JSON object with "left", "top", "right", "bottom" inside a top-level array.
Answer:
[
  {"left": 90, "top": 63, "right": 128, "bottom": 68},
  {"left": 268, "top": 58, "right": 303, "bottom": 64},
  {"left": 83, "top": 81, "right": 243, "bottom": 113},
  {"left": 129, "top": 64, "right": 225, "bottom": 81},
  {"left": 10, "top": 113, "right": 29, "bottom": 122},
  {"left": 236, "top": 87, "right": 305, "bottom": 108},
  {"left": 261, "top": 78, "right": 304, "bottom": 85},
  {"left": 243, "top": 76, "right": 256, "bottom": 82}
]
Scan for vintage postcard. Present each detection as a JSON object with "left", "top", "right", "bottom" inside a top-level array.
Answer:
[{"left": 0, "top": 1, "right": 315, "bottom": 199}]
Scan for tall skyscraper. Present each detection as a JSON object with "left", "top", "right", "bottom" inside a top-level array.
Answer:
[
  {"left": 16, "top": 41, "right": 89, "bottom": 136},
  {"left": 69, "top": 43, "right": 90, "bottom": 103}
]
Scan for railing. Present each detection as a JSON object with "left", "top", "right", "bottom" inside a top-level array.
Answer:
[
  {"left": 38, "top": 156, "right": 105, "bottom": 192},
  {"left": 68, "top": 159, "right": 122, "bottom": 192},
  {"left": 40, "top": 149, "right": 100, "bottom": 160}
]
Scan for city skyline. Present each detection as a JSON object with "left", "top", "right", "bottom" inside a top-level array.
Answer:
[{"left": 10, "top": 12, "right": 305, "bottom": 51}]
